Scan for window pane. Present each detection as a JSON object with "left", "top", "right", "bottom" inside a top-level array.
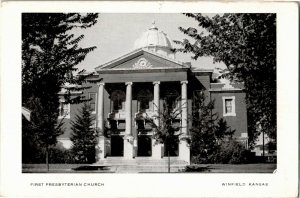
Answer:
[
  {"left": 89, "top": 93, "right": 96, "bottom": 112},
  {"left": 225, "top": 99, "right": 232, "bottom": 113},
  {"left": 63, "top": 104, "right": 68, "bottom": 110},
  {"left": 225, "top": 99, "right": 232, "bottom": 106},
  {"left": 226, "top": 106, "right": 232, "bottom": 113},
  {"left": 90, "top": 103, "right": 96, "bottom": 112},
  {"left": 63, "top": 104, "right": 69, "bottom": 115},
  {"left": 90, "top": 93, "right": 96, "bottom": 102},
  {"left": 60, "top": 104, "right": 64, "bottom": 116},
  {"left": 63, "top": 108, "right": 69, "bottom": 116}
]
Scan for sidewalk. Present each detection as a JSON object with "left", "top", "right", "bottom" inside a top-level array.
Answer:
[{"left": 22, "top": 163, "right": 276, "bottom": 173}]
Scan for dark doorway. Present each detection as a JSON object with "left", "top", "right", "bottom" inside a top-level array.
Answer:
[
  {"left": 111, "top": 135, "right": 124, "bottom": 156},
  {"left": 164, "top": 139, "right": 179, "bottom": 157},
  {"left": 137, "top": 135, "right": 152, "bottom": 156}
]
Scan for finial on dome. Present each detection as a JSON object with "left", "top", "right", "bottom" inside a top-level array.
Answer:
[{"left": 149, "top": 20, "right": 158, "bottom": 30}]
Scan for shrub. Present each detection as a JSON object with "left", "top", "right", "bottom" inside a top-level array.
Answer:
[
  {"left": 49, "top": 143, "right": 75, "bottom": 164},
  {"left": 183, "top": 165, "right": 210, "bottom": 172},
  {"left": 214, "top": 140, "right": 251, "bottom": 164},
  {"left": 192, "top": 140, "right": 251, "bottom": 164}
]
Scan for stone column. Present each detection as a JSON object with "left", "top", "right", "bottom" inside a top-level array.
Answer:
[
  {"left": 96, "top": 82, "right": 105, "bottom": 161},
  {"left": 152, "top": 81, "right": 162, "bottom": 159},
  {"left": 181, "top": 81, "right": 188, "bottom": 134},
  {"left": 179, "top": 81, "right": 190, "bottom": 163},
  {"left": 153, "top": 81, "right": 160, "bottom": 126},
  {"left": 97, "top": 83, "right": 105, "bottom": 130},
  {"left": 124, "top": 82, "right": 134, "bottom": 159}
]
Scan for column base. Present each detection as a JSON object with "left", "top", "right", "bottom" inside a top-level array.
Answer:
[
  {"left": 152, "top": 139, "right": 163, "bottom": 159},
  {"left": 179, "top": 140, "right": 190, "bottom": 164},
  {"left": 96, "top": 136, "right": 106, "bottom": 162},
  {"left": 123, "top": 138, "right": 134, "bottom": 159}
]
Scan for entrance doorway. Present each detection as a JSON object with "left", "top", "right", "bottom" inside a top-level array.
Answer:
[
  {"left": 137, "top": 135, "right": 152, "bottom": 157},
  {"left": 164, "top": 139, "right": 179, "bottom": 157},
  {"left": 110, "top": 135, "right": 124, "bottom": 156}
]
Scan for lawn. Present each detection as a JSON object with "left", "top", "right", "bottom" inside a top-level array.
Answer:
[{"left": 184, "top": 163, "right": 276, "bottom": 173}]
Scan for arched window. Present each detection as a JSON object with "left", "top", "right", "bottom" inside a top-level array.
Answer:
[
  {"left": 137, "top": 89, "right": 153, "bottom": 113},
  {"left": 111, "top": 90, "right": 125, "bottom": 112}
]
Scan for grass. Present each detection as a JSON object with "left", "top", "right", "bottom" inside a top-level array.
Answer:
[
  {"left": 183, "top": 163, "right": 276, "bottom": 173},
  {"left": 22, "top": 164, "right": 114, "bottom": 173}
]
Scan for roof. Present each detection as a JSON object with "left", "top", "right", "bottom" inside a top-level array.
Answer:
[
  {"left": 95, "top": 48, "right": 190, "bottom": 72},
  {"left": 209, "top": 82, "right": 244, "bottom": 92},
  {"left": 191, "top": 67, "right": 214, "bottom": 73},
  {"left": 133, "top": 21, "right": 173, "bottom": 50}
]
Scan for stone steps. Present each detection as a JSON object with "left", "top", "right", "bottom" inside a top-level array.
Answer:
[
  {"left": 91, "top": 157, "right": 188, "bottom": 172},
  {"left": 112, "top": 165, "right": 185, "bottom": 173},
  {"left": 94, "top": 157, "right": 188, "bottom": 166}
]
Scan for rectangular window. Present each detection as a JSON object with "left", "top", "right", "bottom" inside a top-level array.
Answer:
[
  {"left": 225, "top": 99, "right": 233, "bottom": 114},
  {"left": 222, "top": 96, "right": 236, "bottom": 116},
  {"left": 59, "top": 102, "right": 70, "bottom": 119},
  {"left": 89, "top": 92, "right": 97, "bottom": 113}
]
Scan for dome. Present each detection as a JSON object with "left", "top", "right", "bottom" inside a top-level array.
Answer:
[{"left": 133, "top": 21, "right": 175, "bottom": 59}]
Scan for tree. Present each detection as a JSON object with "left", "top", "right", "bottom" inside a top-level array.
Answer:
[
  {"left": 22, "top": 97, "right": 65, "bottom": 169},
  {"left": 22, "top": 114, "right": 44, "bottom": 163},
  {"left": 146, "top": 101, "right": 182, "bottom": 173},
  {"left": 175, "top": 13, "right": 276, "bottom": 146},
  {"left": 22, "top": 13, "right": 100, "bottom": 104},
  {"left": 190, "top": 91, "right": 234, "bottom": 164},
  {"left": 70, "top": 103, "right": 98, "bottom": 163},
  {"left": 22, "top": 13, "right": 99, "bottom": 167}
]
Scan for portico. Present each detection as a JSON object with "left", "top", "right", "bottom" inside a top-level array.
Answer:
[{"left": 96, "top": 77, "right": 190, "bottom": 163}]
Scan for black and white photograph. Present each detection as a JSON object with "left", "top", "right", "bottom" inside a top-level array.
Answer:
[
  {"left": 0, "top": 1, "right": 298, "bottom": 197},
  {"left": 21, "top": 13, "right": 277, "bottom": 174}
]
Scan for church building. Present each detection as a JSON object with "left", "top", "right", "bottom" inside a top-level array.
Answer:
[{"left": 58, "top": 23, "right": 248, "bottom": 166}]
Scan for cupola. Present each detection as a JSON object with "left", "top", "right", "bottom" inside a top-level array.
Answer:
[{"left": 133, "top": 21, "right": 175, "bottom": 59}]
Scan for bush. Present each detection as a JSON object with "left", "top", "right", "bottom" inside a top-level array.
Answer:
[
  {"left": 191, "top": 155, "right": 209, "bottom": 164},
  {"left": 214, "top": 140, "right": 251, "bottom": 164},
  {"left": 182, "top": 165, "right": 210, "bottom": 172},
  {"left": 49, "top": 144, "right": 75, "bottom": 164},
  {"left": 192, "top": 140, "right": 251, "bottom": 164}
]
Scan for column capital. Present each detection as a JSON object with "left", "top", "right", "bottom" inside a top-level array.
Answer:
[
  {"left": 97, "top": 82, "right": 105, "bottom": 86},
  {"left": 181, "top": 80, "right": 188, "bottom": 85},
  {"left": 153, "top": 81, "right": 160, "bottom": 85},
  {"left": 125, "top": 82, "right": 133, "bottom": 86}
]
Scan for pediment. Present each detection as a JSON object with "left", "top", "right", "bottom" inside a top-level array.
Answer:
[{"left": 96, "top": 49, "right": 189, "bottom": 72}]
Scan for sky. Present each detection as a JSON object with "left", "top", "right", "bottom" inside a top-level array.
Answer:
[{"left": 74, "top": 13, "right": 225, "bottom": 72}]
